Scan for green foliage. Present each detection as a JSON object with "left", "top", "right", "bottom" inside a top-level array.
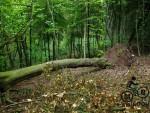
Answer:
[
  {"left": 97, "top": 50, "right": 104, "bottom": 57},
  {"left": 0, "top": 0, "right": 150, "bottom": 71},
  {"left": 0, "top": 0, "right": 108, "bottom": 71}
]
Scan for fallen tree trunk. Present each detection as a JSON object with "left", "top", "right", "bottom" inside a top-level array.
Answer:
[{"left": 0, "top": 58, "right": 111, "bottom": 92}]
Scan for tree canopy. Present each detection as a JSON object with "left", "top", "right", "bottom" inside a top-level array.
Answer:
[{"left": 0, "top": 0, "right": 150, "bottom": 71}]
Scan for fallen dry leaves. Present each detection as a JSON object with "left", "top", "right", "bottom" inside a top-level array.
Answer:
[{"left": 1, "top": 57, "right": 150, "bottom": 113}]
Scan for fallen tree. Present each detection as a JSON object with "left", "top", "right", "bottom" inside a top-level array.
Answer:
[{"left": 0, "top": 58, "right": 111, "bottom": 92}]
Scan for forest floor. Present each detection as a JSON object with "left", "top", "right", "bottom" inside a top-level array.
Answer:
[{"left": 0, "top": 56, "right": 150, "bottom": 113}]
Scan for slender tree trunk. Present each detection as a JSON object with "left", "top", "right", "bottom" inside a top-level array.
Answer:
[
  {"left": 117, "top": 0, "right": 121, "bottom": 43},
  {"left": 83, "top": 2, "right": 88, "bottom": 58},
  {"left": 136, "top": 10, "right": 141, "bottom": 56},
  {"left": 21, "top": 35, "right": 29, "bottom": 66},
  {"left": 6, "top": 45, "right": 14, "bottom": 69},
  {"left": 40, "top": 33, "right": 43, "bottom": 62},
  {"left": 46, "top": 0, "right": 57, "bottom": 60},
  {"left": 16, "top": 39, "right": 23, "bottom": 68},
  {"left": 47, "top": 32, "right": 51, "bottom": 60},
  {"left": 29, "top": 2, "right": 33, "bottom": 65},
  {"left": 73, "top": 37, "right": 75, "bottom": 58},
  {"left": 80, "top": 36, "right": 83, "bottom": 57},
  {"left": 141, "top": 0, "right": 145, "bottom": 54},
  {"left": 52, "top": 35, "right": 56, "bottom": 60},
  {"left": 93, "top": 36, "right": 94, "bottom": 51},
  {"left": 96, "top": 31, "right": 100, "bottom": 49},
  {"left": 57, "top": 35, "right": 60, "bottom": 59},
  {"left": 43, "top": 35, "right": 47, "bottom": 62},
  {"left": 70, "top": 35, "right": 73, "bottom": 58},
  {"left": 87, "top": 1, "right": 90, "bottom": 58},
  {"left": 4, "top": 58, "right": 7, "bottom": 71},
  {"left": 0, "top": 9, "right": 2, "bottom": 71},
  {"left": 77, "top": 37, "right": 80, "bottom": 57},
  {"left": 83, "top": 22, "right": 87, "bottom": 58}
]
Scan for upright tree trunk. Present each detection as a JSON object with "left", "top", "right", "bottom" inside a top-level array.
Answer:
[
  {"left": 117, "top": 0, "right": 121, "bottom": 43},
  {"left": 83, "top": 3, "right": 88, "bottom": 58},
  {"left": 96, "top": 31, "right": 100, "bottom": 49},
  {"left": 40, "top": 33, "right": 43, "bottom": 62},
  {"left": 29, "top": 2, "right": 33, "bottom": 65},
  {"left": 80, "top": 36, "right": 83, "bottom": 57},
  {"left": 6, "top": 45, "right": 14, "bottom": 69},
  {"left": 47, "top": 32, "right": 51, "bottom": 60},
  {"left": 87, "top": 1, "right": 90, "bottom": 58},
  {"left": 136, "top": 9, "right": 141, "bottom": 56},
  {"left": 73, "top": 37, "right": 76, "bottom": 58},
  {"left": 83, "top": 21, "right": 87, "bottom": 58},
  {"left": 46, "top": 0, "right": 57, "bottom": 60},
  {"left": 43, "top": 35, "right": 47, "bottom": 62},
  {"left": 70, "top": 35, "right": 73, "bottom": 58},
  {"left": 21, "top": 35, "right": 29, "bottom": 66},
  {"left": 0, "top": 8, "right": 2, "bottom": 71},
  {"left": 16, "top": 39, "right": 23, "bottom": 68},
  {"left": 52, "top": 35, "right": 56, "bottom": 60},
  {"left": 57, "top": 35, "right": 60, "bottom": 59}
]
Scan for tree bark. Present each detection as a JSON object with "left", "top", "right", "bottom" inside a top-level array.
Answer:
[
  {"left": 0, "top": 58, "right": 111, "bottom": 92},
  {"left": 87, "top": 0, "right": 90, "bottom": 58},
  {"left": 47, "top": 32, "right": 51, "bottom": 61},
  {"left": 83, "top": 22, "right": 87, "bottom": 58},
  {"left": 29, "top": 3, "right": 33, "bottom": 65}
]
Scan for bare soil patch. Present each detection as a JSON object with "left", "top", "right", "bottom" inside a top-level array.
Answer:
[{"left": 105, "top": 43, "right": 135, "bottom": 67}]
